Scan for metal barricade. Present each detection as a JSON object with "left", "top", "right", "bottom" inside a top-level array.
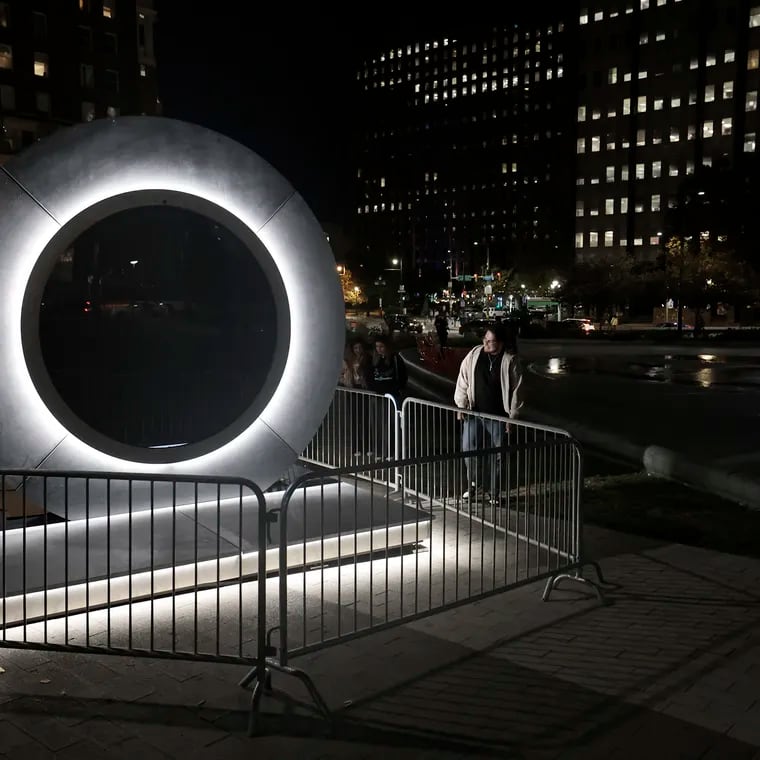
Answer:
[
  {"left": 272, "top": 440, "right": 603, "bottom": 669},
  {"left": 0, "top": 469, "right": 285, "bottom": 733},
  {"left": 300, "top": 387, "right": 400, "bottom": 478}
]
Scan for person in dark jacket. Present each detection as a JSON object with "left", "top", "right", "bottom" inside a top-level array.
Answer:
[{"left": 368, "top": 335, "right": 407, "bottom": 403}]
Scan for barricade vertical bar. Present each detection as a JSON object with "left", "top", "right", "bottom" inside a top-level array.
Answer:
[
  {"left": 107, "top": 479, "right": 112, "bottom": 648},
  {"left": 21, "top": 477, "right": 26, "bottom": 638},
  {"left": 171, "top": 480, "right": 177, "bottom": 654},
  {"left": 1, "top": 476, "right": 5, "bottom": 635},
  {"left": 128, "top": 479, "right": 133, "bottom": 649},
  {"left": 150, "top": 479, "right": 155, "bottom": 652},
  {"left": 64, "top": 477, "right": 69, "bottom": 642},
  {"left": 216, "top": 482, "right": 221, "bottom": 657},
  {"left": 238, "top": 484, "right": 243, "bottom": 658},
  {"left": 43, "top": 476, "right": 48, "bottom": 642},
  {"left": 193, "top": 482, "right": 198, "bottom": 655},
  {"left": 278, "top": 487, "right": 289, "bottom": 667}
]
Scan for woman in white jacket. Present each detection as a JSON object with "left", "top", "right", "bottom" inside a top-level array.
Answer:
[{"left": 454, "top": 323, "right": 522, "bottom": 499}]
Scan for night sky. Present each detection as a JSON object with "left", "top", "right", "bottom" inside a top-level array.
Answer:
[
  {"left": 153, "top": 9, "right": 551, "bottom": 228},
  {"left": 154, "top": 9, "right": 379, "bottom": 227}
]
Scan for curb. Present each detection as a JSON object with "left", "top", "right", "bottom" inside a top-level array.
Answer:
[{"left": 402, "top": 352, "right": 760, "bottom": 510}]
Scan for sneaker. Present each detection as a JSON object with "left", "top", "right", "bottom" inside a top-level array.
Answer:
[{"left": 462, "top": 486, "right": 486, "bottom": 501}]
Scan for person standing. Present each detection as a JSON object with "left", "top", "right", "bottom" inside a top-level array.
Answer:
[
  {"left": 434, "top": 311, "right": 449, "bottom": 357},
  {"left": 368, "top": 335, "right": 407, "bottom": 403},
  {"left": 454, "top": 323, "right": 522, "bottom": 500}
]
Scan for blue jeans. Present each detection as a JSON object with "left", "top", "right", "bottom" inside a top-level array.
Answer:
[{"left": 462, "top": 417, "right": 505, "bottom": 494}]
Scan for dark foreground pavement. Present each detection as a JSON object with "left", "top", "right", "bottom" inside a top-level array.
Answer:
[{"left": 1, "top": 525, "right": 759, "bottom": 759}]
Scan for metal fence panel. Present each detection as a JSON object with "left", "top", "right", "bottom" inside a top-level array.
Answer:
[
  {"left": 276, "top": 434, "right": 587, "bottom": 664},
  {"left": 300, "top": 387, "right": 400, "bottom": 476},
  {"left": 0, "top": 470, "right": 268, "bottom": 665}
]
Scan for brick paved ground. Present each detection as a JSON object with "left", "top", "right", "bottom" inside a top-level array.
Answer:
[{"left": 1, "top": 525, "right": 759, "bottom": 758}]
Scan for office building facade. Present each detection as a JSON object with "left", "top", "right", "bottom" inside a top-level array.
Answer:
[
  {"left": 357, "top": 1, "right": 760, "bottom": 277},
  {"left": 0, "top": 0, "right": 159, "bottom": 163}
]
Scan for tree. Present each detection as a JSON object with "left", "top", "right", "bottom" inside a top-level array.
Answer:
[{"left": 337, "top": 267, "right": 365, "bottom": 307}]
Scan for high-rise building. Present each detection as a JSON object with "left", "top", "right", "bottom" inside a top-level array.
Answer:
[
  {"left": 356, "top": 16, "right": 578, "bottom": 284},
  {"left": 357, "top": 2, "right": 760, "bottom": 279},
  {"left": 575, "top": 0, "right": 760, "bottom": 263},
  {"left": 0, "top": 0, "right": 159, "bottom": 164}
]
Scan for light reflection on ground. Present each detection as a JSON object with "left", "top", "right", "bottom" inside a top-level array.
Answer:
[{"left": 530, "top": 354, "right": 760, "bottom": 390}]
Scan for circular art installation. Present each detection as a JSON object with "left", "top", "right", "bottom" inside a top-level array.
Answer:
[{"left": 0, "top": 116, "right": 344, "bottom": 490}]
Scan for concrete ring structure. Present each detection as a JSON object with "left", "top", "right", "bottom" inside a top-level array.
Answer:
[{"left": 0, "top": 116, "right": 344, "bottom": 489}]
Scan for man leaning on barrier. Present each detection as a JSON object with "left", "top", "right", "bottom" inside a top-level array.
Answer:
[{"left": 454, "top": 323, "right": 523, "bottom": 502}]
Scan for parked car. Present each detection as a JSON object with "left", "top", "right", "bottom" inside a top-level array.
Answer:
[
  {"left": 385, "top": 313, "right": 424, "bottom": 334},
  {"left": 459, "top": 319, "right": 495, "bottom": 339}
]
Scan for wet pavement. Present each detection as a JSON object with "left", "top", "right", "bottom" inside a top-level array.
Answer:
[{"left": 528, "top": 353, "right": 760, "bottom": 391}]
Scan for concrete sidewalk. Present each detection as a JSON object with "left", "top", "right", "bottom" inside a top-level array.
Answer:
[{"left": 0, "top": 526, "right": 759, "bottom": 758}]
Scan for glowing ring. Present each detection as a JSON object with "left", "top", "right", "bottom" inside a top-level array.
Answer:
[{"left": 0, "top": 116, "right": 344, "bottom": 488}]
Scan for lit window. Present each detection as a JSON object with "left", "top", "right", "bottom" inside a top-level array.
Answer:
[
  {"left": 637, "top": 95, "right": 647, "bottom": 112},
  {"left": 590, "top": 207, "right": 600, "bottom": 217},
  {"left": 577, "top": 105, "right": 586, "bottom": 121},
  {"left": 605, "top": 199, "right": 614, "bottom": 214},
  {"left": 576, "top": 201, "right": 585, "bottom": 217},
  {"left": 608, "top": 67, "right": 618, "bottom": 84},
  {"left": 725, "top": 49, "right": 735, "bottom": 63},
  {"left": 36, "top": 91, "right": 50, "bottom": 112},
  {"left": 621, "top": 198, "right": 629, "bottom": 213},
  {"left": 687, "top": 124, "right": 696, "bottom": 140},
  {"left": 649, "top": 236, "right": 660, "bottom": 246},
  {"left": 671, "top": 95, "right": 681, "bottom": 108},
  {"left": 580, "top": 9, "right": 589, "bottom": 24},
  {"left": 139, "top": 63, "right": 147, "bottom": 77},
  {"left": 380, "top": 177, "right": 386, "bottom": 187},
  {"left": 576, "top": 137, "right": 586, "bottom": 153},
  {"left": 653, "top": 129, "right": 662, "bottom": 145},
  {"left": 594, "top": 10, "right": 603, "bottom": 20},
  {"left": 703, "top": 120, "right": 714, "bottom": 138},
  {"left": 751, "top": 6, "right": 760, "bottom": 26},
  {"left": 640, "top": 33, "right": 649, "bottom": 44},
  {"left": 670, "top": 127, "right": 680, "bottom": 142},
  {"left": 0, "top": 2, "right": 8, "bottom": 27},
  {"left": 689, "top": 90, "right": 697, "bottom": 105},
  {"left": 634, "top": 238, "right": 643, "bottom": 246},
  {"left": 749, "top": 49, "right": 759, "bottom": 69},
  {"left": 745, "top": 132, "right": 757, "bottom": 152},
  {"left": 606, "top": 133, "right": 616, "bottom": 150},
  {"left": 501, "top": 163, "right": 508, "bottom": 174},
  {"left": 592, "top": 136, "right": 601, "bottom": 152},
  {"left": 639, "top": 70, "right": 648, "bottom": 79},
  {"left": 652, "top": 161, "right": 662, "bottom": 178},
  {"left": 656, "top": 31, "right": 666, "bottom": 41},
  {"left": 724, "top": 81, "right": 734, "bottom": 99},
  {"left": 669, "top": 163, "right": 679, "bottom": 176},
  {"left": 654, "top": 98, "right": 663, "bottom": 110},
  {"left": 636, "top": 163, "right": 645, "bottom": 179},
  {"left": 690, "top": 58, "right": 698, "bottom": 70},
  {"left": 0, "top": 42, "right": 11, "bottom": 69},
  {"left": 589, "top": 232, "right": 599, "bottom": 248},
  {"left": 705, "top": 84, "right": 715, "bottom": 102},
  {"left": 721, "top": 117, "right": 732, "bottom": 135},
  {"left": 606, "top": 166, "right": 615, "bottom": 182},
  {"left": 635, "top": 202, "right": 644, "bottom": 213},
  {"left": 624, "top": 72, "right": 632, "bottom": 82},
  {"left": 575, "top": 232, "right": 584, "bottom": 248},
  {"left": 604, "top": 231, "right": 614, "bottom": 247},
  {"left": 623, "top": 97, "right": 631, "bottom": 114},
  {"left": 706, "top": 54, "right": 716, "bottom": 66},
  {"left": 34, "top": 53, "right": 48, "bottom": 77},
  {"left": 102, "top": 1, "right": 114, "bottom": 19},
  {"left": 686, "top": 160, "right": 695, "bottom": 174},
  {"left": 747, "top": 90, "right": 758, "bottom": 111},
  {"left": 621, "top": 166, "right": 629, "bottom": 181},
  {"left": 651, "top": 194, "right": 661, "bottom": 211},
  {"left": 636, "top": 129, "right": 645, "bottom": 146}
]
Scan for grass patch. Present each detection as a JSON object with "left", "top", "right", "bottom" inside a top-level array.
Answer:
[{"left": 583, "top": 472, "right": 760, "bottom": 558}]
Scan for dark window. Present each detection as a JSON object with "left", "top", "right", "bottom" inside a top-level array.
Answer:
[
  {"left": 78, "top": 26, "right": 92, "bottom": 51},
  {"left": 33, "top": 11, "right": 47, "bottom": 40},
  {"left": 593, "top": 70, "right": 602, "bottom": 87},
  {"left": 104, "top": 68, "right": 119, "bottom": 92},
  {"left": 138, "top": 22, "right": 145, "bottom": 47},
  {"left": 104, "top": 32, "right": 117, "bottom": 54}
]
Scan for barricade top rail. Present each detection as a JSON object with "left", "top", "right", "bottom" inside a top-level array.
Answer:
[
  {"left": 283, "top": 436, "right": 579, "bottom": 508},
  {"left": 0, "top": 469, "right": 265, "bottom": 494},
  {"left": 401, "top": 396, "right": 572, "bottom": 438}
]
